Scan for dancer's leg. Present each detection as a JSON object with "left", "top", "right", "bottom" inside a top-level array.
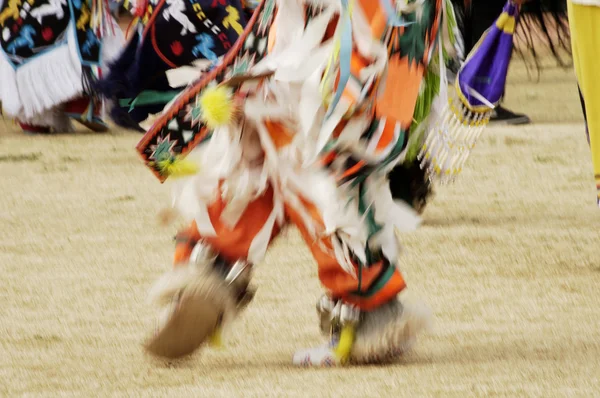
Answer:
[
  {"left": 172, "top": 184, "right": 281, "bottom": 267},
  {"left": 146, "top": 183, "right": 281, "bottom": 358},
  {"left": 285, "top": 172, "right": 429, "bottom": 367},
  {"left": 567, "top": 1, "right": 600, "bottom": 205},
  {"left": 286, "top": 201, "right": 406, "bottom": 312}
]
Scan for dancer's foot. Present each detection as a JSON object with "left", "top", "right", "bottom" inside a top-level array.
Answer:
[
  {"left": 293, "top": 297, "right": 431, "bottom": 367},
  {"left": 145, "top": 243, "right": 255, "bottom": 359},
  {"left": 293, "top": 338, "right": 343, "bottom": 367},
  {"left": 64, "top": 97, "right": 109, "bottom": 132},
  {"left": 145, "top": 264, "right": 234, "bottom": 359},
  {"left": 490, "top": 106, "right": 531, "bottom": 125}
]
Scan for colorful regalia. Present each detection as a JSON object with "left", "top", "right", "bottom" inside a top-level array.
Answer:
[
  {"left": 135, "top": 0, "right": 467, "bottom": 367},
  {"left": 0, "top": 0, "right": 124, "bottom": 133}
]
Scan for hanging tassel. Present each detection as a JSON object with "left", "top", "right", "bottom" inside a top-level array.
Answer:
[
  {"left": 417, "top": 1, "right": 518, "bottom": 183},
  {"left": 418, "top": 94, "right": 490, "bottom": 183}
]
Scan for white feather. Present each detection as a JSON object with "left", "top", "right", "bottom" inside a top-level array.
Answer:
[{"left": 247, "top": 208, "right": 278, "bottom": 264}]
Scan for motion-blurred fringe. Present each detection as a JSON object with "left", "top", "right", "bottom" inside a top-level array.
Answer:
[{"left": 516, "top": 0, "right": 571, "bottom": 73}]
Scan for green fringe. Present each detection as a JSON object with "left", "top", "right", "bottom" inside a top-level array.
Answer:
[
  {"left": 406, "top": 65, "right": 440, "bottom": 163},
  {"left": 405, "top": 0, "right": 458, "bottom": 163},
  {"left": 119, "top": 90, "right": 182, "bottom": 112}
]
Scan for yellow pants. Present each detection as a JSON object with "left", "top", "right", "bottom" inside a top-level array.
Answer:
[{"left": 567, "top": 1, "right": 600, "bottom": 205}]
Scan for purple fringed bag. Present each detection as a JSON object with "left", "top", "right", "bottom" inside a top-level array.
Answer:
[{"left": 419, "top": 0, "right": 518, "bottom": 182}]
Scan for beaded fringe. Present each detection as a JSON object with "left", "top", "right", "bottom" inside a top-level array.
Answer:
[{"left": 418, "top": 95, "right": 491, "bottom": 184}]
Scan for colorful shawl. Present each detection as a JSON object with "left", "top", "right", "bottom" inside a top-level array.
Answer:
[
  {"left": 0, "top": 0, "right": 102, "bottom": 68},
  {"left": 0, "top": 0, "right": 118, "bottom": 120}
]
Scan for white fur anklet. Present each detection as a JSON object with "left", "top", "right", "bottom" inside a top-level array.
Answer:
[
  {"left": 350, "top": 299, "right": 432, "bottom": 364},
  {"left": 293, "top": 301, "right": 360, "bottom": 367},
  {"left": 294, "top": 298, "right": 432, "bottom": 366}
]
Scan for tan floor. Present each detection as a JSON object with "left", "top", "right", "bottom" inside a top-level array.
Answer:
[{"left": 2, "top": 60, "right": 600, "bottom": 397}]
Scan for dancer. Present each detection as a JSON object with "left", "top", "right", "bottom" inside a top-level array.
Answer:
[
  {"left": 138, "top": 0, "right": 463, "bottom": 366},
  {"left": 0, "top": 0, "right": 124, "bottom": 133}
]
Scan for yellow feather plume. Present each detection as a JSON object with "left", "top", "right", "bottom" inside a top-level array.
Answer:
[
  {"left": 199, "top": 85, "right": 235, "bottom": 129},
  {"left": 157, "top": 156, "right": 199, "bottom": 178}
]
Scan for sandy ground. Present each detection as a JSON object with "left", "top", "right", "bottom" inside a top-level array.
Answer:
[{"left": 2, "top": 58, "right": 600, "bottom": 397}]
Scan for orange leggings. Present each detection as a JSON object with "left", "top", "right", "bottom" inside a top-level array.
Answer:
[{"left": 172, "top": 185, "right": 406, "bottom": 311}]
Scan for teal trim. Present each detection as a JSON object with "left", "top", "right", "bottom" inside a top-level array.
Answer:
[
  {"left": 362, "top": 118, "right": 380, "bottom": 141},
  {"left": 350, "top": 259, "right": 396, "bottom": 298},
  {"left": 119, "top": 90, "right": 182, "bottom": 111},
  {"left": 362, "top": 264, "right": 395, "bottom": 298}
]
